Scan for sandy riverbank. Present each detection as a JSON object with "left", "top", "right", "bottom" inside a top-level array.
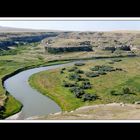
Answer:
[{"left": 5, "top": 111, "right": 23, "bottom": 120}]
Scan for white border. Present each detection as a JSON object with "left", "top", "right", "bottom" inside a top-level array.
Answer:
[
  {"left": 1, "top": 17, "right": 140, "bottom": 123},
  {"left": 0, "top": 17, "right": 140, "bottom": 20},
  {"left": 1, "top": 120, "right": 140, "bottom": 123}
]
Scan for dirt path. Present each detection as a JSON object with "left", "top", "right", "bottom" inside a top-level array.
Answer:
[{"left": 28, "top": 103, "right": 140, "bottom": 120}]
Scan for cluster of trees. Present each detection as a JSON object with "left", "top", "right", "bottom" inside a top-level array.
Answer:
[
  {"left": 85, "top": 72, "right": 100, "bottom": 77},
  {"left": 103, "top": 45, "right": 131, "bottom": 53},
  {"left": 46, "top": 46, "right": 93, "bottom": 54},
  {"left": 90, "top": 65, "right": 115, "bottom": 72},
  {"left": 61, "top": 66, "right": 99, "bottom": 102},
  {"left": 85, "top": 65, "right": 123, "bottom": 78}
]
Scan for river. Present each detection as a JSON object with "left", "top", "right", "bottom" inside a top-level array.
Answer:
[{"left": 4, "top": 62, "right": 77, "bottom": 119}]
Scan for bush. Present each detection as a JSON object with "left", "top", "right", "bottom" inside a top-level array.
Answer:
[
  {"left": 75, "top": 69, "right": 84, "bottom": 74},
  {"left": 116, "top": 68, "right": 123, "bottom": 71},
  {"left": 99, "top": 65, "right": 114, "bottom": 72},
  {"left": 90, "top": 67, "right": 99, "bottom": 71},
  {"left": 108, "top": 61, "right": 114, "bottom": 64},
  {"left": 110, "top": 90, "right": 118, "bottom": 95},
  {"left": 90, "top": 65, "right": 103, "bottom": 71},
  {"left": 62, "top": 68, "right": 66, "bottom": 70},
  {"left": 62, "top": 81, "right": 75, "bottom": 87},
  {"left": 112, "top": 59, "right": 122, "bottom": 62},
  {"left": 122, "top": 87, "right": 131, "bottom": 94},
  {"left": 85, "top": 72, "right": 99, "bottom": 77},
  {"left": 74, "top": 62, "right": 85, "bottom": 66},
  {"left": 80, "top": 81, "right": 91, "bottom": 89},
  {"left": 90, "top": 65, "right": 115, "bottom": 73},
  {"left": 68, "top": 66, "right": 77, "bottom": 72},
  {"left": 60, "top": 70, "right": 64, "bottom": 74},
  {"left": 97, "top": 70, "right": 107, "bottom": 75},
  {"left": 81, "top": 78, "right": 90, "bottom": 81},
  {"left": 68, "top": 73, "right": 85, "bottom": 81},
  {"left": 110, "top": 87, "right": 133, "bottom": 96},
  {"left": 70, "top": 87, "right": 85, "bottom": 98},
  {"left": 69, "top": 73, "right": 81, "bottom": 80},
  {"left": 82, "top": 93, "right": 98, "bottom": 101}
]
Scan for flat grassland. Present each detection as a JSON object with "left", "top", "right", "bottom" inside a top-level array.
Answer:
[{"left": 29, "top": 57, "right": 140, "bottom": 112}]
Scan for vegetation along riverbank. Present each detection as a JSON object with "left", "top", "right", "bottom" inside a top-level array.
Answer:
[{"left": 29, "top": 57, "right": 140, "bottom": 112}]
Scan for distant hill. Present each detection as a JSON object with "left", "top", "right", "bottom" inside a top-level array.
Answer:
[{"left": 0, "top": 26, "right": 63, "bottom": 32}]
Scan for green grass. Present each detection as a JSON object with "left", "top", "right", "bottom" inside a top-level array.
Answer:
[
  {"left": 0, "top": 41, "right": 72, "bottom": 119},
  {"left": 0, "top": 47, "right": 73, "bottom": 119},
  {"left": 2, "top": 95, "right": 23, "bottom": 118},
  {"left": 29, "top": 57, "right": 140, "bottom": 111},
  {"left": 0, "top": 38, "right": 139, "bottom": 118}
]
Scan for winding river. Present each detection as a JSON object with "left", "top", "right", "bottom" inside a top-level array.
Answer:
[
  {"left": 4, "top": 62, "right": 77, "bottom": 119},
  {"left": 3, "top": 56, "right": 137, "bottom": 120}
]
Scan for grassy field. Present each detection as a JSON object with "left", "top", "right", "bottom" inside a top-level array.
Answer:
[{"left": 29, "top": 57, "right": 140, "bottom": 111}]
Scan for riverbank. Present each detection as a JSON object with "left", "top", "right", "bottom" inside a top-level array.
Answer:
[
  {"left": 2, "top": 55, "right": 139, "bottom": 119},
  {"left": 1, "top": 60, "right": 70, "bottom": 119},
  {"left": 5, "top": 110, "right": 22, "bottom": 120},
  {"left": 29, "top": 57, "right": 140, "bottom": 114}
]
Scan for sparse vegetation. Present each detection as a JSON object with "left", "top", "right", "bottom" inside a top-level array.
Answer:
[{"left": 29, "top": 57, "right": 140, "bottom": 111}]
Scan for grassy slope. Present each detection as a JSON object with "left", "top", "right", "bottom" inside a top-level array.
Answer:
[
  {"left": 0, "top": 41, "right": 72, "bottom": 118},
  {"left": 0, "top": 42, "right": 62, "bottom": 118},
  {"left": 29, "top": 57, "right": 140, "bottom": 111},
  {"left": 2, "top": 95, "right": 22, "bottom": 118}
]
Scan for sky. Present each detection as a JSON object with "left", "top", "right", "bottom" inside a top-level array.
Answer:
[{"left": 0, "top": 20, "right": 140, "bottom": 31}]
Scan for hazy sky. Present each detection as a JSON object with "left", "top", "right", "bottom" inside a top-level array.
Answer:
[{"left": 0, "top": 20, "right": 140, "bottom": 31}]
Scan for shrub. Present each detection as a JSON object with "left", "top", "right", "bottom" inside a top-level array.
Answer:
[
  {"left": 70, "top": 87, "right": 85, "bottom": 98},
  {"left": 82, "top": 93, "right": 98, "bottom": 101},
  {"left": 75, "top": 69, "right": 84, "bottom": 74},
  {"left": 62, "top": 81, "right": 75, "bottom": 87},
  {"left": 108, "top": 61, "right": 114, "bottom": 64},
  {"left": 112, "top": 59, "right": 122, "bottom": 62},
  {"left": 62, "top": 68, "right": 66, "bottom": 71},
  {"left": 122, "top": 87, "right": 131, "bottom": 94},
  {"left": 68, "top": 73, "right": 84, "bottom": 81},
  {"left": 74, "top": 62, "right": 85, "bottom": 66},
  {"left": 116, "top": 68, "right": 123, "bottom": 71},
  {"left": 99, "top": 65, "right": 114, "bottom": 72},
  {"left": 97, "top": 70, "right": 107, "bottom": 75},
  {"left": 60, "top": 70, "right": 64, "bottom": 74},
  {"left": 110, "top": 90, "right": 117, "bottom": 95},
  {"left": 90, "top": 65, "right": 103, "bottom": 71},
  {"left": 90, "top": 65, "right": 115, "bottom": 72},
  {"left": 90, "top": 67, "right": 99, "bottom": 71},
  {"left": 80, "top": 81, "right": 91, "bottom": 89},
  {"left": 85, "top": 72, "right": 99, "bottom": 77},
  {"left": 69, "top": 73, "right": 80, "bottom": 80},
  {"left": 68, "top": 66, "right": 78, "bottom": 72},
  {"left": 81, "top": 78, "right": 90, "bottom": 81},
  {"left": 104, "top": 47, "right": 116, "bottom": 52}
]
